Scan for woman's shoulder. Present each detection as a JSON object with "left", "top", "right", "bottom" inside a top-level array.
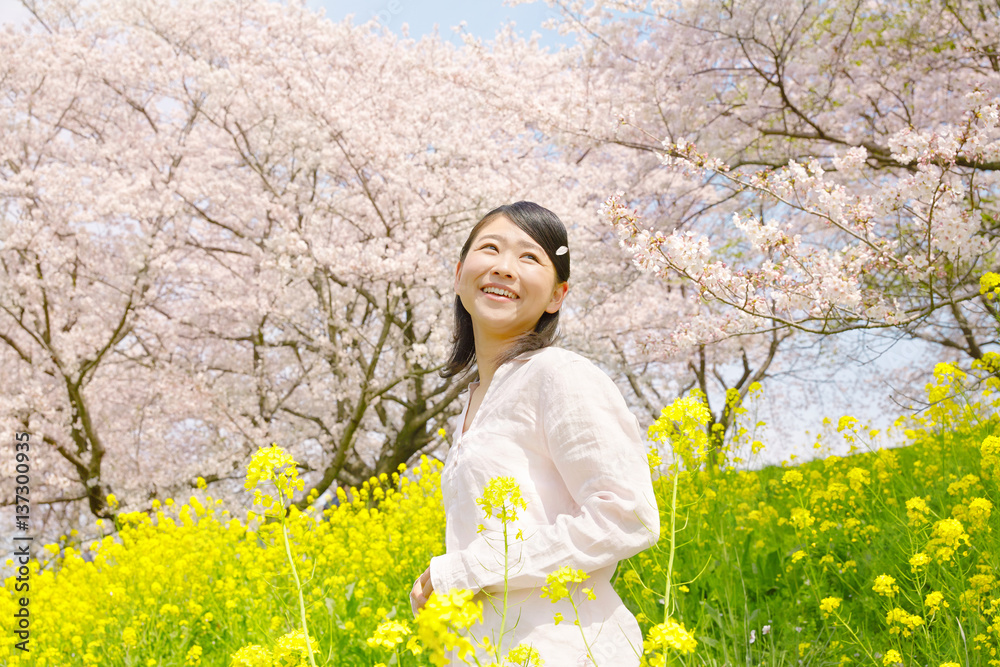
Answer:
[
  {"left": 523, "top": 347, "right": 635, "bottom": 424},
  {"left": 520, "top": 346, "right": 615, "bottom": 387}
]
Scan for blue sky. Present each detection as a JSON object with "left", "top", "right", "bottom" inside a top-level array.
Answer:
[
  {"left": 0, "top": 0, "right": 570, "bottom": 48},
  {"left": 0, "top": 0, "right": 28, "bottom": 24},
  {"left": 308, "top": 0, "right": 568, "bottom": 48}
]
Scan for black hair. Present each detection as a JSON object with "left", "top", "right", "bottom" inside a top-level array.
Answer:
[{"left": 440, "top": 201, "right": 571, "bottom": 379}]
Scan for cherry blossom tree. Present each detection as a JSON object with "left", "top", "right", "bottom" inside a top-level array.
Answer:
[
  {"left": 0, "top": 2, "right": 207, "bottom": 526},
  {"left": 0, "top": 0, "right": 623, "bottom": 528},
  {"left": 525, "top": 0, "right": 998, "bottom": 360}
]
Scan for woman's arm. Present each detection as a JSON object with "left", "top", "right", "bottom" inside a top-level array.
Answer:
[{"left": 429, "top": 358, "right": 661, "bottom": 595}]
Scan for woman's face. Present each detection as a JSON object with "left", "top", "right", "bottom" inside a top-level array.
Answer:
[{"left": 454, "top": 216, "right": 568, "bottom": 344}]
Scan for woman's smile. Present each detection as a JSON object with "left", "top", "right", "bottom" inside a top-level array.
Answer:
[{"left": 480, "top": 284, "right": 519, "bottom": 301}]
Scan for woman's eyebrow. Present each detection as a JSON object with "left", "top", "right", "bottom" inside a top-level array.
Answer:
[{"left": 477, "top": 233, "right": 543, "bottom": 251}]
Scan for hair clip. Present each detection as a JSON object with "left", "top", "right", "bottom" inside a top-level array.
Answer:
[{"left": 555, "top": 245, "right": 568, "bottom": 256}]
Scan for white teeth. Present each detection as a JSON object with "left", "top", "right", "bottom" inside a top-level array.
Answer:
[{"left": 482, "top": 286, "right": 517, "bottom": 299}]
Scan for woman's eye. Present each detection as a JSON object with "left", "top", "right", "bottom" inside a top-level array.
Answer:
[
  {"left": 523, "top": 253, "right": 538, "bottom": 261},
  {"left": 479, "top": 243, "right": 498, "bottom": 252}
]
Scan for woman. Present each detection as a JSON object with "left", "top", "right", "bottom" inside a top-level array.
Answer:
[{"left": 411, "top": 201, "right": 660, "bottom": 665}]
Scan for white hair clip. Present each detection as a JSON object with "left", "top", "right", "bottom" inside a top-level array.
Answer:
[{"left": 555, "top": 245, "right": 568, "bottom": 256}]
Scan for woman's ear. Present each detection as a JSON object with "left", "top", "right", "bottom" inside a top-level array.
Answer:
[
  {"left": 545, "top": 282, "right": 569, "bottom": 313},
  {"left": 453, "top": 261, "right": 462, "bottom": 294}
]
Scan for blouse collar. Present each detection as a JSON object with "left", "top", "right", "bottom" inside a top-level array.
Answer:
[{"left": 467, "top": 346, "right": 554, "bottom": 389}]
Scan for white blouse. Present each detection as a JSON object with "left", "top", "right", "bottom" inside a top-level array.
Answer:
[{"left": 429, "top": 346, "right": 660, "bottom": 666}]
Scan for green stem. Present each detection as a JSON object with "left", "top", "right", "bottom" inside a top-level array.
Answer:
[
  {"left": 495, "top": 509, "right": 511, "bottom": 662},
  {"left": 664, "top": 469, "right": 679, "bottom": 623},
  {"left": 278, "top": 488, "right": 318, "bottom": 667},
  {"left": 568, "top": 591, "right": 598, "bottom": 666},
  {"left": 832, "top": 611, "right": 875, "bottom": 665}
]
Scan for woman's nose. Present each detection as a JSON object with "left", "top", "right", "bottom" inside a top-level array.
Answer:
[{"left": 491, "top": 256, "right": 514, "bottom": 278}]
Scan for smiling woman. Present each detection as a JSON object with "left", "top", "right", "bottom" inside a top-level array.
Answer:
[
  {"left": 453, "top": 223, "right": 567, "bottom": 365},
  {"left": 442, "top": 202, "right": 572, "bottom": 381},
  {"left": 409, "top": 201, "right": 660, "bottom": 665}
]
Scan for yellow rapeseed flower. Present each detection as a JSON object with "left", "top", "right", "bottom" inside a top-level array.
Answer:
[
  {"left": 506, "top": 644, "right": 543, "bottom": 666},
  {"left": 476, "top": 476, "right": 527, "bottom": 525},
  {"left": 883, "top": 649, "right": 903, "bottom": 666},
  {"left": 925, "top": 591, "right": 948, "bottom": 614},
  {"left": 644, "top": 617, "right": 698, "bottom": 658},
  {"left": 947, "top": 474, "right": 981, "bottom": 497},
  {"left": 790, "top": 507, "right": 816, "bottom": 531},
  {"left": 648, "top": 446, "right": 663, "bottom": 471},
  {"left": 230, "top": 644, "right": 272, "bottom": 667},
  {"left": 886, "top": 608, "right": 924, "bottom": 636},
  {"left": 967, "top": 497, "right": 993, "bottom": 530},
  {"left": 846, "top": 467, "right": 871, "bottom": 493},
  {"left": 414, "top": 588, "right": 483, "bottom": 667},
  {"left": 928, "top": 518, "right": 970, "bottom": 562},
  {"left": 244, "top": 444, "right": 304, "bottom": 499},
  {"left": 648, "top": 393, "right": 712, "bottom": 469},
  {"left": 820, "top": 597, "right": 842, "bottom": 618},
  {"left": 273, "top": 629, "right": 314, "bottom": 665},
  {"left": 782, "top": 470, "right": 805, "bottom": 487},
  {"left": 541, "top": 566, "right": 591, "bottom": 603},
  {"left": 980, "top": 271, "right": 1000, "bottom": 297},
  {"left": 837, "top": 415, "right": 858, "bottom": 432},
  {"left": 873, "top": 574, "right": 899, "bottom": 597},
  {"left": 905, "top": 497, "right": 930, "bottom": 525},
  {"left": 982, "top": 434, "right": 1000, "bottom": 478},
  {"left": 968, "top": 573, "right": 994, "bottom": 595},
  {"left": 184, "top": 644, "right": 202, "bottom": 666},
  {"left": 909, "top": 552, "right": 930, "bottom": 573},
  {"left": 366, "top": 619, "right": 412, "bottom": 650}
]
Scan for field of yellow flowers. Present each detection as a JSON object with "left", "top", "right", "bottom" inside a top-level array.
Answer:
[
  {"left": 2, "top": 350, "right": 998, "bottom": 666},
  {"left": 631, "top": 357, "right": 1000, "bottom": 667}
]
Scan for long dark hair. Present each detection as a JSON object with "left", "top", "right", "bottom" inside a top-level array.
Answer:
[{"left": 440, "top": 201, "right": 571, "bottom": 379}]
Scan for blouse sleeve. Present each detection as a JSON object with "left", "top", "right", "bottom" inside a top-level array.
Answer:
[{"left": 429, "top": 358, "right": 661, "bottom": 594}]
